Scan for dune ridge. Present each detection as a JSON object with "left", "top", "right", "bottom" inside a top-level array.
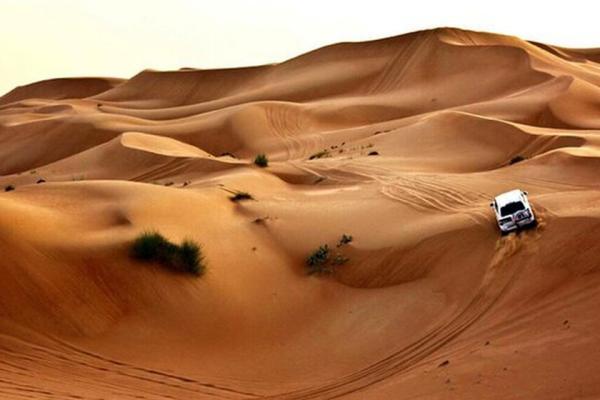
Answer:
[{"left": 1, "top": 27, "right": 600, "bottom": 399}]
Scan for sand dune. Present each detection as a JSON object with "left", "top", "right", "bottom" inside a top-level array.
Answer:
[
  {"left": 0, "top": 77, "right": 123, "bottom": 106},
  {"left": 1, "top": 27, "right": 600, "bottom": 399}
]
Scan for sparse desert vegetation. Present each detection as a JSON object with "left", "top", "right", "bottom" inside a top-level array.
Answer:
[
  {"left": 4, "top": 185, "right": 15, "bottom": 192},
  {"left": 338, "top": 234, "right": 353, "bottom": 246},
  {"left": 309, "top": 149, "right": 331, "bottom": 160},
  {"left": 2, "top": 24, "right": 600, "bottom": 400},
  {"left": 306, "top": 234, "right": 353, "bottom": 274},
  {"left": 229, "top": 191, "right": 254, "bottom": 202},
  {"left": 131, "top": 231, "right": 205, "bottom": 276},
  {"left": 306, "top": 244, "right": 331, "bottom": 274},
  {"left": 254, "top": 153, "right": 269, "bottom": 167}
]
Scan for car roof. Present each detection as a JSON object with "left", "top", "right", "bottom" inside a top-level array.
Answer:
[{"left": 494, "top": 189, "right": 524, "bottom": 206}]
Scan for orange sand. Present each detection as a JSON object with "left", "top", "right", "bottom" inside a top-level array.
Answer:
[{"left": 0, "top": 28, "right": 599, "bottom": 399}]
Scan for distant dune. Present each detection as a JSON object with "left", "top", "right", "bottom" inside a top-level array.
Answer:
[{"left": 1, "top": 27, "right": 599, "bottom": 399}]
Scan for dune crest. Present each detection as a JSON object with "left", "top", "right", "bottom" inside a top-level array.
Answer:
[{"left": 1, "top": 27, "right": 600, "bottom": 399}]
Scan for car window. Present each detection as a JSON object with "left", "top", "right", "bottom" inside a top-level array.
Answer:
[{"left": 500, "top": 201, "right": 525, "bottom": 216}]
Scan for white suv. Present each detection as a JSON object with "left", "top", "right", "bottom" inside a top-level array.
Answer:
[{"left": 490, "top": 189, "right": 537, "bottom": 235}]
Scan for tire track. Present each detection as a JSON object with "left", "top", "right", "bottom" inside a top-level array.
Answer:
[
  {"left": 263, "top": 231, "right": 534, "bottom": 399},
  {"left": 0, "top": 334, "right": 259, "bottom": 399}
]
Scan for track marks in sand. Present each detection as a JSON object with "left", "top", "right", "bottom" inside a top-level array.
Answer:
[
  {"left": 266, "top": 228, "right": 541, "bottom": 399},
  {"left": 265, "top": 103, "right": 320, "bottom": 160},
  {"left": 321, "top": 161, "right": 491, "bottom": 214},
  {"left": 0, "top": 334, "right": 259, "bottom": 400},
  {"left": 367, "top": 31, "right": 432, "bottom": 94},
  {"left": 380, "top": 174, "right": 490, "bottom": 214}
]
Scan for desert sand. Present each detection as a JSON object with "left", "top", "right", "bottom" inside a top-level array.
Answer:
[{"left": 0, "top": 27, "right": 599, "bottom": 399}]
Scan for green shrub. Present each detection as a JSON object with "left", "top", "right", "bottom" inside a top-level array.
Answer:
[
  {"left": 309, "top": 149, "right": 331, "bottom": 160},
  {"left": 338, "top": 234, "right": 353, "bottom": 246},
  {"left": 254, "top": 153, "right": 269, "bottom": 168},
  {"left": 176, "top": 240, "right": 204, "bottom": 276},
  {"left": 229, "top": 191, "right": 254, "bottom": 202},
  {"left": 131, "top": 232, "right": 205, "bottom": 276},
  {"left": 306, "top": 234, "right": 354, "bottom": 275},
  {"left": 131, "top": 232, "right": 169, "bottom": 260},
  {"left": 306, "top": 245, "right": 331, "bottom": 275}
]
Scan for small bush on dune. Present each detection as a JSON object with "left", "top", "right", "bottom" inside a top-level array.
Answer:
[
  {"left": 338, "top": 234, "right": 353, "bottom": 246},
  {"left": 306, "top": 245, "right": 331, "bottom": 275},
  {"left": 229, "top": 191, "right": 254, "bottom": 202},
  {"left": 131, "top": 232, "right": 171, "bottom": 261},
  {"left": 176, "top": 240, "right": 204, "bottom": 276},
  {"left": 306, "top": 234, "right": 354, "bottom": 275},
  {"left": 131, "top": 232, "right": 205, "bottom": 276},
  {"left": 4, "top": 185, "right": 15, "bottom": 192},
  {"left": 254, "top": 153, "right": 269, "bottom": 168},
  {"left": 309, "top": 149, "right": 331, "bottom": 160}
]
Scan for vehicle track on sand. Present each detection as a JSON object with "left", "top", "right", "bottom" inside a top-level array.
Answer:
[
  {"left": 265, "top": 104, "right": 326, "bottom": 161},
  {"left": 380, "top": 174, "right": 490, "bottom": 213},
  {"left": 264, "top": 227, "right": 539, "bottom": 399},
  {"left": 0, "top": 333, "right": 259, "bottom": 399},
  {"left": 337, "top": 161, "right": 491, "bottom": 214},
  {"left": 293, "top": 159, "right": 493, "bottom": 218},
  {"left": 367, "top": 31, "right": 433, "bottom": 94}
]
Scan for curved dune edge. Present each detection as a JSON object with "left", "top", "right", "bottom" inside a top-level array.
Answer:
[
  {"left": 1, "top": 27, "right": 600, "bottom": 400},
  {"left": 0, "top": 77, "right": 123, "bottom": 106},
  {"left": 119, "top": 131, "right": 214, "bottom": 158}
]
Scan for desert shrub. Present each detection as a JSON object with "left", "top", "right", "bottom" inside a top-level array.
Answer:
[
  {"left": 229, "top": 191, "right": 254, "bottom": 202},
  {"left": 306, "top": 245, "right": 331, "bottom": 274},
  {"left": 338, "top": 234, "right": 353, "bottom": 246},
  {"left": 309, "top": 149, "right": 331, "bottom": 160},
  {"left": 254, "top": 153, "right": 269, "bottom": 168},
  {"left": 176, "top": 240, "right": 204, "bottom": 276},
  {"left": 306, "top": 234, "right": 354, "bottom": 275},
  {"left": 253, "top": 216, "right": 269, "bottom": 224},
  {"left": 131, "top": 232, "right": 172, "bottom": 261},
  {"left": 4, "top": 185, "right": 15, "bottom": 192},
  {"left": 131, "top": 231, "right": 205, "bottom": 276},
  {"left": 36, "top": 179, "right": 46, "bottom": 184},
  {"left": 368, "top": 151, "right": 379, "bottom": 156},
  {"left": 509, "top": 155, "right": 526, "bottom": 165}
]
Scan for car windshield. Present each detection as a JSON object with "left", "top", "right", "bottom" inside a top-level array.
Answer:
[{"left": 500, "top": 201, "right": 525, "bottom": 216}]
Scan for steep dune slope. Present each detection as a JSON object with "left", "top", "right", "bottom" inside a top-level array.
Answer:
[
  {"left": 1, "top": 27, "right": 600, "bottom": 400},
  {"left": 0, "top": 77, "right": 123, "bottom": 106}
]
